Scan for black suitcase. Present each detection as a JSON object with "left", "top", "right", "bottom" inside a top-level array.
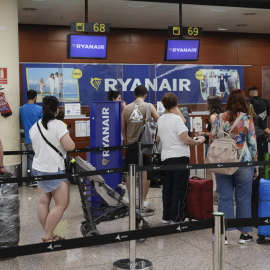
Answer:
[{"left": 0, "top": 172, "right": 20, "bottom": 249}]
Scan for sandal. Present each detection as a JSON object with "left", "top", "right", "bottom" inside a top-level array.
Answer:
[
  {"left": 52, "top": 235, "right": 65, "bottom": 241},
  {"left": 41, "top": 237, "right": 54, "bottom": 243}
]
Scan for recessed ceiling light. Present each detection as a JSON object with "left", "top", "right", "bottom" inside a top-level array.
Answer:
[
  {"left": 22, "top": 8, "right": 37, "bottom": 11},
  {"left": 210, "top": 9, "right": 226, "bottom": 12},
  {"left": 236, "top": 24, "right": 247, "bottom": 27},
  {"left": 127, "top": 5, "right": 144, "bottom": 8},
  {"left": 60, "top": 16, "right": 66, "bottom": 19},
  {"left": 243, "top": 12, "right": 256, "bottom": 15},
  {"left": 218, "top": 28, "right": 228, "bottom": 31},
  {"left": 32, "top": 0, "right": 51, "bottom": 2}
]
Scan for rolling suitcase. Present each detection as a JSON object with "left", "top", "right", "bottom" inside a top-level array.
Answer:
[
  {"left": 257, "top": 178, "right": 270, "bottom": 243},
  {"left": 184, "top": 176, "right": 213, "bottom": 220}
]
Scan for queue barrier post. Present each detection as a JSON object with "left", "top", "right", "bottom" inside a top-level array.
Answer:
[
  {"left": 113, "top": 164, "right": 153, "bottom": 270},
  {"left": 137, "top": 142, "right": 154, "bottom": 217},
  {"left": 212, "top": 212, "right": 225, "bottom": 270}
]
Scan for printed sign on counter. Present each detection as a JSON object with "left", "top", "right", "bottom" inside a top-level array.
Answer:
[
  {"left": 65, "top": 103, "right": 81, "bottom": 116},
  {"left": 157, "top": 101, "right": 165, "bottom": 114},
  {"left": 75, "top": 120, "right": 87, "bottom": 137}
]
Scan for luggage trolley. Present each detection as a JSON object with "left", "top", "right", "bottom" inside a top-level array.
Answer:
[{"left": 72, "top": 156, "right": 149, "bottom": 237}]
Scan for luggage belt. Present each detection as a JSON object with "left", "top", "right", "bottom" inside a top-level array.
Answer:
[
  {"left": 0, "top": 160, "right": 269, "bottom": 184},
  {"left": 1, "top": 216, "right": 270, "bottom": 259}
]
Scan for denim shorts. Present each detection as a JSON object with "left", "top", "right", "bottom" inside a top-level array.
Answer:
[{"left": 32, "top": 167, "right": 69, "bottom": 193}]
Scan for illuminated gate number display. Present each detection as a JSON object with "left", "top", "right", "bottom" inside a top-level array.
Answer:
[
  {"left": 168, "top": 26, "right": 203, "bottom": 36},
  {"left": 71, "top": 22, "right": 110, "bottom": 33}
]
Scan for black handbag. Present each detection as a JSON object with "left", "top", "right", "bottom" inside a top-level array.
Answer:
[
  {"left": 149, "top": 127, "right": 162, "bottom": 187},
  {"left": 36, "top": 121, "right": 76, "bottom": 184}
]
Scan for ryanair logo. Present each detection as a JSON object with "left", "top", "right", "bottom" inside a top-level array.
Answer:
[
  {"left": 91, "top": 78, "right": 102, "bottom": 91},
  {"left": 169, "top": 47, "right": 197, "bottom": 53},
  {"left": 102, "top": 158, "right": 109, "bottom": 165},
  {"left": 72, "top": 44, "right": 76, "bottom": 48}
]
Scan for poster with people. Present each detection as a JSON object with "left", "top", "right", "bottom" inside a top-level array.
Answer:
[
  {"left": 198, "top": 68, "right": 240, "bottom": 102},
  {"left": 24, "top": 64, "right": 79, "bottom": 103}
]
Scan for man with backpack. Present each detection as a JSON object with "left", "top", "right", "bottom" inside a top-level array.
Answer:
[
  {"left": 122, "top": 85, "right": 160, "bottom": 207},
  {"left": 248, "top": 86, "right": 270, "bottom": 127}
]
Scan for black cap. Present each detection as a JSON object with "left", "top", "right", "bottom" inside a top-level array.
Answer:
[{"left": 248, "top": 86, "right": 258, "bottom": 92}]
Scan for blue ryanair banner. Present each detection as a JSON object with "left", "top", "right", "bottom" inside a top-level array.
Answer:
[
  {"left": 22, "top": 63, "right": 243, "bottom": 105},
  {"left": 87, "top": 101, "right": 122, "bottom": 207}
]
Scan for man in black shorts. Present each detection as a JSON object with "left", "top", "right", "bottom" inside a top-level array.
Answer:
[{"left": 122, "top": 85, "right": 159, "bottom": 207}]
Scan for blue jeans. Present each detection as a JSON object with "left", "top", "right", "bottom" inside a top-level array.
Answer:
[
  {"left": 26, "top": 143, "right": 34, "bottom": 177},
  {"left": 215, "top": 166, "right": 254, "bottom": 232}
]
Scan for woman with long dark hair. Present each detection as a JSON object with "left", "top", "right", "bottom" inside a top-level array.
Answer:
[
  {"left": 107, "top": 90, "right": 126, "bottom": 111},
  {"left": 30, "top": 96, "right": 75, "bottom": 242},
  {"left": 209, "top": 89, "right": 258, "bottom": 245},
  {"left": 198, "top": 95, "right": 224, "bottom": 192}
]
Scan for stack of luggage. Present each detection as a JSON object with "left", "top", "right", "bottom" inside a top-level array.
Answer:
[{"left": 0, "top": 172, "right": 20, "bottom": 249}]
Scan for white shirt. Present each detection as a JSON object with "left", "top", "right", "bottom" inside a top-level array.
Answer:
[
  {"left": 30, "top": 119, "right": 68, "bottom": 172},
  {"left": 157, "top": 113, "right": 190, "bottom": 161}
]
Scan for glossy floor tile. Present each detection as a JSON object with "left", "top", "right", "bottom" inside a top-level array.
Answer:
[{"left": 1, "top": 169, "right": 270, "bottom": 270}]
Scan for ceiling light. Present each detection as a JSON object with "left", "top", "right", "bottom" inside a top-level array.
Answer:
[
  {"left": 60, "top": 16, "right": 66, "bottom": 19},
  {"left": 127, "top": 5, "right": 144, "bottom": 8},
  {"left": 218, "top": 28, "right": 228, "bottom": 31},
  {"left": 32, "top": 0, "right": 52, "bottom": 2},
  {"left": 243, "top": 12, "right": 256, "bottom": 15},
  {"left": 210, "top": 9, "right": 226, "bottom": 12},
  {"left": 22, "top": 8, "right": 37, "bottom": 11}
]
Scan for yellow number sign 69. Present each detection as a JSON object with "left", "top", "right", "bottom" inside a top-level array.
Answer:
[{"left": 188, "top": 27, "right": 199, "bottom": 36}]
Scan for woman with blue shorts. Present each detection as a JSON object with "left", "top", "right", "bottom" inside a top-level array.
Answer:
[{"left": 30, "top": 96, "right": 75, "bottom": 242}]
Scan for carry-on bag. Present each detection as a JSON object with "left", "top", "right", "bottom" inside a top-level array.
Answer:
[
  {"left": 0, "top": 172, "right": 20, "bottom": 248},
  {"left": 184, "top": 176, "right": 213, "bottom": 220},
  {"left": 206, "top": 112, "right": 247, "bottom": 175},
  {"left": 257, "top": 178, "right": 270, "bottom": 243}
]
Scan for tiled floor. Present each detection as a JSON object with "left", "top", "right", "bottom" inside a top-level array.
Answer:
[{"left": 1, "top": 170, "right": 270, "bottom": 270}]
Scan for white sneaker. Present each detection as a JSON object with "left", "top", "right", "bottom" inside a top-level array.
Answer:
[
  {"left": 162, "top": 220, "right": 170, "bottom": 224},
  {"left": 143, "top": 200, "right": 148, "bottom": 208},
  {"left": 225, "top": 236, "right": 228, "bottom": 245}
]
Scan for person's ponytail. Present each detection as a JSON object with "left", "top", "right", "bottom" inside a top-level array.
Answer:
[{"left": 41, "top": 96, "right": 59, "bottom": 129}]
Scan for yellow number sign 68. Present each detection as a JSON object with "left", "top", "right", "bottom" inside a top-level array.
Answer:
[{"left": 94, "top": 23, "right": 106, "bottom": 32}]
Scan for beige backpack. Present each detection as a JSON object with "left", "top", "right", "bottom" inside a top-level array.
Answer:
[{"left": 206, "top": 112, "right": 247, "bottom": 175}]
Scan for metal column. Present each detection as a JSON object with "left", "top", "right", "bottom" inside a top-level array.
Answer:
[
  {"left": 213, "top": 212, "right": 225, "bottom": 270},
  {"left": 113, "top": 164, "right": 153, "bottom": 270}
]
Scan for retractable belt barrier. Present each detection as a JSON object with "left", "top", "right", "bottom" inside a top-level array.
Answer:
[
  {"left": 1, "top": 217, "right": 270, "bottom": 259},
  {"left": 1, "top": 145, "right": 270, "bottom": 261},
  {"left": 3, "top": 145, "right": 129, "bottom": 156},
  {"left": 0, "top": 160, "right": 269, "bottom": 184}
]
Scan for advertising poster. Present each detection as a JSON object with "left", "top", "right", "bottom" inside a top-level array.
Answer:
[
  {"left": 22, "top": 63, "right": 243, "bottom": 105},
  {"left": 262, "top": 66, "right": 270, "bottom": 102}
]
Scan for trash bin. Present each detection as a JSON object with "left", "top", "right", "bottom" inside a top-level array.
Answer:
[{"left": 0, "top": 172, "right": 20, "bottom": 248}]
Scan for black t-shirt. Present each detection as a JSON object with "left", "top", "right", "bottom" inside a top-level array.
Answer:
[
  {"left": 249, "top": 96, "right": 270, "bottom": 126},
  {"left": 253, "top": 115, "right": 266, "bottom": 138}
]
